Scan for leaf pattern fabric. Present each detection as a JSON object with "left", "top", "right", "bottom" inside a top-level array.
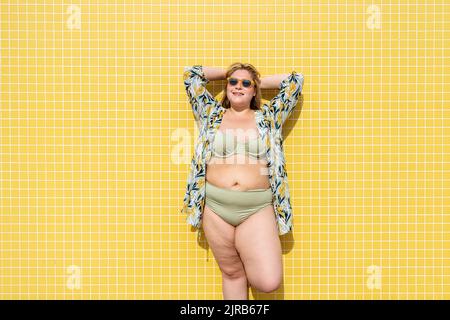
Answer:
[{"left": 181, "top": 65, "right": 304, "bottom": 236}]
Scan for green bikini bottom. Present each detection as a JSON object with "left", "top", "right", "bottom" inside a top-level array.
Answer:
[{"left": 204, "top": 181, "right": 273, "bottom": 226}]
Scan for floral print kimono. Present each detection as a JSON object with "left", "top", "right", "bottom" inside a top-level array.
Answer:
[{"left": 180, "top": 65, "right": 304, "bottom": 240}]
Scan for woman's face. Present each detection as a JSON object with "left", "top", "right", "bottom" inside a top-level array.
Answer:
[{"left": 226, "top": 69, "right": 256, "bottom": 109}]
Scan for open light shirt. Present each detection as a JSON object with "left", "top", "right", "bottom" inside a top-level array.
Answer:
[{"left": 180, "top": 65, "right": 304, "bottom": 238}]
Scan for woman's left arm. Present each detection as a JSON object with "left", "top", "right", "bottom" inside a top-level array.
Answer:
[
  {"left": 260, "top": 74, "right": 291, "bottom": 90},
  {"left": 263, "top": 71, "right": 305, "bottom": 129}
]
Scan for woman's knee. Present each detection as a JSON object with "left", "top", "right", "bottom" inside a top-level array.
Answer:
[
  {"left": 220, "top": 259, "right": 247, "bottom": 280},
  {"left": 252, "top": 272, "right": 282, "bottom": 293}
]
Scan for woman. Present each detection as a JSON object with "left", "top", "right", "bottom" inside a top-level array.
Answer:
[{"left": 181, "top": 62, "right": 304, "bottom": 299}]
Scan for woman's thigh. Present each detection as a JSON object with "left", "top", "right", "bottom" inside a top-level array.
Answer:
[
  {"left": 234, "top": 205, "right": 282, "bottom": 292},
  {"left": 202, "top": 205, "right": 246, "bottom": 278}
]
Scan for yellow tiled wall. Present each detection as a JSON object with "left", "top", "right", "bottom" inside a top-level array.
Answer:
[{"left": 1, "top": 0, "right": 449, "bottom": 299}]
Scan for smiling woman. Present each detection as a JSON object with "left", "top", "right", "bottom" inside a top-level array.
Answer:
[
  {"left": 181, "top": 63, "right": 304, "bottom": 300},
  {"left": 218, "top": 63, "right": 262, "bottom": 112}
]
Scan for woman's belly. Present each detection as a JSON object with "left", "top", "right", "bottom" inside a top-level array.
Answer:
[{"left": 206, "top": 155, "right": 270, "bottom": 191}]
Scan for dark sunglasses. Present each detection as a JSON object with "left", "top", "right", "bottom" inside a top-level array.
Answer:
[{"left": 226, "top": 77, "right": 255, "bottom": 88}]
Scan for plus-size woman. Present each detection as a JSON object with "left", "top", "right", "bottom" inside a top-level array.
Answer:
[{"left": 181, "top": 62, "right": 304, "bottom": 299}]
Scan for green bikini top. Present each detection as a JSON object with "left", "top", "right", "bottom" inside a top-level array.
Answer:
[{"left": 212, "top": 129, "right": 267, "bottom": 160}]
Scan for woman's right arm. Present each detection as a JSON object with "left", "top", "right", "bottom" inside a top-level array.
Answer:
[
  {"left": 183, "top": 65, "right": 223, "bottom": 128},
  {"left": 202, "top": 66, "right": 227, "bottom": 81}
]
